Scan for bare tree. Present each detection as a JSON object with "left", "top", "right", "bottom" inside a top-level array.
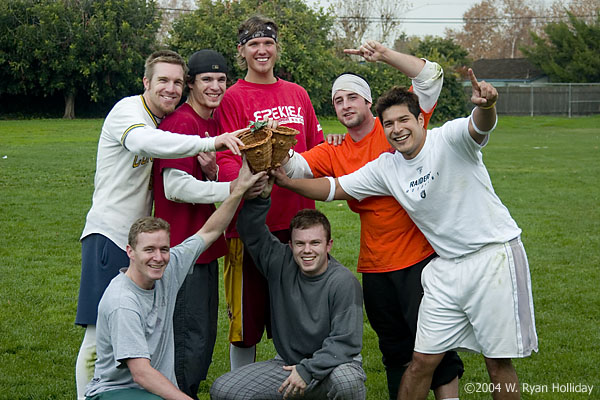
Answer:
[
  {"left": 375, "top": 0, "right": 411, "bottom": 46},
  {"left": 448, "top": 0, "right": 503, "bottom": 60},
  {"left": 157, "top": 0, "right": 194, "bottom": 43},
  {"left": 331, "top": 0, "right": 411, "bottom": 51},
  {"left": 331, "top": 0, "right": 372, "bottom": 51},
  {"left": 448, "top": 0, "right": 548, "bottom": 60},
  {"left": 498, "top": 0, "right": 541, "bottom": 58},
  {"left": 549, "top": 0, "right": 599, "bottom": 24}
]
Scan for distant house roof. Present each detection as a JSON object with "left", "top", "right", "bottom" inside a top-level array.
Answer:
[{"left": 470, "top": 58, "right": 546, "bottom": 82}]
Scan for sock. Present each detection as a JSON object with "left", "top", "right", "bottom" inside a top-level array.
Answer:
[
  {"left": 229, "top": 344, "right": 256, "bottom": 370},
  {"left": 75, "top": 325, "right": 97, "bottom": 400}
]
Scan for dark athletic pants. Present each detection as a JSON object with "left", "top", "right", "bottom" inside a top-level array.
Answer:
[
  {"left": 362, "top": 254, "right": 464, "bottom": 399},
  {"left": 173, "top": 260, "right": 219, "bottom": 399}
]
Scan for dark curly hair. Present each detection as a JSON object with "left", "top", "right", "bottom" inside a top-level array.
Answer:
[{"left": 375, "top": 86, "right": 421, "bottom": 124}]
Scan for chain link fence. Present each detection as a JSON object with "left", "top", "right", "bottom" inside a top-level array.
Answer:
[{"left": 464, "top": 83, "right": 600, "bottom": 117}]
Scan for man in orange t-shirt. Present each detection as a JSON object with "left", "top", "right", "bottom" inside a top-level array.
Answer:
[{"left": 282, "top": 41, "right": 464, "bottom": 400}]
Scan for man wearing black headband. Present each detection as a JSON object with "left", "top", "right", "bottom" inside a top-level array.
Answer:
[
  {"left": 213, "top": 15, "right": 324, "bottom": 371},
  {"left": 152, "top": 49, "right": 250, "bottom": 399}
]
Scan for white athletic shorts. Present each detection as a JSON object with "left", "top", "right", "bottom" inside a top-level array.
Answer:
[{"left": 415, "top": 237, "right": 538, "bottom": 358}]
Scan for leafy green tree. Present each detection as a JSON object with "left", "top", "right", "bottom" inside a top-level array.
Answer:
[
  {"left": 168, "top": 0, "right": 341, "bottom": 116},
  {"left": 0, "top": 0, "right": 160, "bottom": 119},
  {"left": 522, "top": 11, "right": 600, "bottom": 82},
  {"left": 410, "top": 36, "right": 472, "bottom": 122},
  {"left": 0, "top": 0, "right": 39, "bottom": 97}
]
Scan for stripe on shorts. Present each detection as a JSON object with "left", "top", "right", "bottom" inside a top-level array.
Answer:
[{"left": 505, "top": 238, "right": 538, "bottom": 357}]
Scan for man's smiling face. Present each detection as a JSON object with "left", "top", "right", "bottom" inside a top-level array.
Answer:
[
  {"left": 142, "top": 62, "right": 185, "bottom": 118},
  {"left": 383, "top": 104, "right": 426, "bottom": 160},
  {"left": 289, "top": 225, "right": 332, "bottom": 277},
  {"left": 126, "top": 230, "right": 171, "bottom": 290}
]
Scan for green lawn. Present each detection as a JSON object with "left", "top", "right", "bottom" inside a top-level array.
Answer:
[{"left": 0, "top": 115, "right": 598, "bottom": 399}]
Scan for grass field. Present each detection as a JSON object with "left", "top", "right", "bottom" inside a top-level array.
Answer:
[{"left": 0, "top": 115, "right": 599, "bottom": 399}]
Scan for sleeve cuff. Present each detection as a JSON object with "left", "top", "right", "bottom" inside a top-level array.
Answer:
[
  {"left": 197, "top": 136, "right": 217, "bottom": 153},
  {"left": 295, "top": 364, "right": 312, "bottom": 385},
  {"left": 414, "top": 59, "right": 442, "bottom": 82}
]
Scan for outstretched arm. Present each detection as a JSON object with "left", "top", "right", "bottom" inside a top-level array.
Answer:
[
  {"left": 344, "top": 40, "right": 443, "bottom": 113},
  {"left": 281, "top": 150, "right": 314, "bottom": 179},
  {"left": 271, "top": 168, "right": 353, "bottom": 202},
  {"left": 162, "top": 168, "right": 231, "bottom": 204},
  {"left": 467, "top": 68, "right": 498, "bottom": 144},
  {"left": 344, "top": 40, "right": 425, "bottom": 78},
  {"left": 213, "top": 128, "right": 246, "bottom": 156}
]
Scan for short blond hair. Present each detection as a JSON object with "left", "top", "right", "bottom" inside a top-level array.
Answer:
[{"left": 144, "top": 50, "right": 187, "bottom": 82}]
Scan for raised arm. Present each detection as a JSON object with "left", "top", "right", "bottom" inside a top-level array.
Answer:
[
  {"left": 344, "top": 40, "right": 424, "bottom": 78},
  {"left": 467, "top": 68, "right": 498, "bottom": 144},
  {"left": 196, "top": 159, "right": 267, "bottom": 246},
  {"left": 344, "top": 40, "right": 443, "bottom": 113}
]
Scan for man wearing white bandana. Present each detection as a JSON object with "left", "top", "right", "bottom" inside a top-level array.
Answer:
[
  {"left": 279, "top": 41, "right": 463, "bottom": 400},
  {"left": 213, "top": 15, "right": 324, "bottom": 371}
]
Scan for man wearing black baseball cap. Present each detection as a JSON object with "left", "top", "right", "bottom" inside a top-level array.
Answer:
[{"left": 152, "top": 49, "right": 243, "bottom": 399}]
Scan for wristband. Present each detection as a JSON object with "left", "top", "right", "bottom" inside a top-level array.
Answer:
[
  {"left": 325, "top": 176, "right": 336, "bottom": 202},
  {"left": 478, "top": 100, "right": 496, "bottom": 110},
  {"left": 470, "top": 108, "right": 498, "bottom": 135}
]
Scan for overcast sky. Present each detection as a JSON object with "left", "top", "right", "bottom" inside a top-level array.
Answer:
[
  {"left": 308, "top": 0, "right": 562, "bottom": 38},
  {"left": 305, "top": 0, "right": 484, "bottom": 37}
]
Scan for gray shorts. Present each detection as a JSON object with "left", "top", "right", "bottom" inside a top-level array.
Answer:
[{"left": 75, "top": 234, "right": 129, "bottom": 326}]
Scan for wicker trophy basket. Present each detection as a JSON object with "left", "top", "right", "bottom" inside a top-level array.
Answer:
[
  {"left": 269, "top": 126, "right": 299, "bottom": 168},
  {"left": 236, "top": 127, "right": 273, "bottom": 172}
]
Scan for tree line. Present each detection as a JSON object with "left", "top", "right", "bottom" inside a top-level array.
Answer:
[{"left": 0, "top": 0, "right": 598, "bottom": 119}]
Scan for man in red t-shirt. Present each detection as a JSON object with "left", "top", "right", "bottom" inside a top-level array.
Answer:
[
  {"left": 153, "top": 49, "right": 249, "bottom": 399},
  {"left": 280, "top": 41, "right": 464, "bottom": 400},
  {"left": 212, "top": 15, "right": 324, "bottom": 370}
]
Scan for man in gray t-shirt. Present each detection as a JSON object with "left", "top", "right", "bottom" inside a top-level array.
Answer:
[{"left": 85, "top": 161, "right": 266, "bottom": 400}]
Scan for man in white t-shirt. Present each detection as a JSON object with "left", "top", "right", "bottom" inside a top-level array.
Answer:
[
  {"left": 75, "top": 49, "right": 246, "bottom": 399},
  {"left": 273, "top": 70, "right": 538, "bottom": 400}
]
